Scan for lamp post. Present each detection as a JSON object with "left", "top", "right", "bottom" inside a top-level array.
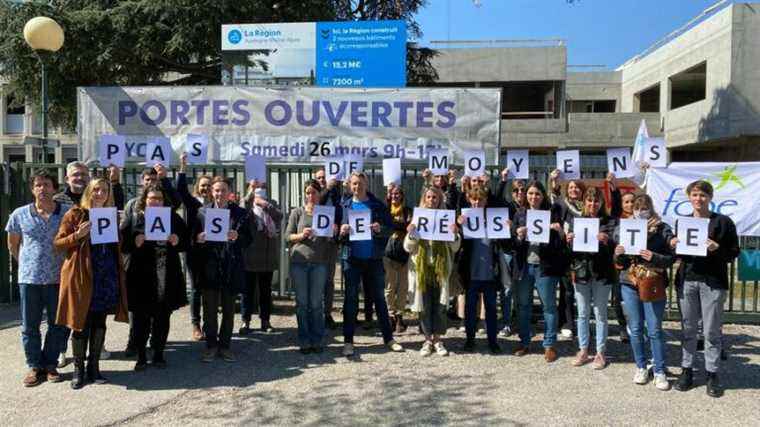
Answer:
[{"left": 23, "top": 17, "right": 64, "bottom": 164}]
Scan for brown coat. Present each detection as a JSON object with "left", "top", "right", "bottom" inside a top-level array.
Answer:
[{"left": 54, "top": 207, "right": 128, "bottom": 331}]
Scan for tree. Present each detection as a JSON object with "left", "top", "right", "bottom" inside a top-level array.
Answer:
[{"left": 0, "top": 0, "right": 435, "bottom": 130}]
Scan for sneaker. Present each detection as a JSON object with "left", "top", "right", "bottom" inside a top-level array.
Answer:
[
  {"left": 387, "top": 340, "right": 404, "bottom": 352},
  {"left": 420, "top": 341, "right": 433, "bottom": 357},
  {"left": 592, "top": 353, "right": 607, "bottom": 370},
  {"left": 342, "top": 343, "right": 355, "bottom": 357},
  {"left": 560, "top": 328, "right": 573, "bottom": 339},
  {"left": 45, "top": 366, "right": 62, "bottom": 382},
  {"left": 201, "top": 348, "right": 216, "bottom": 363},
  {"left": 498, "top": 326, "right": 512, "bottom": 337},
  {"left": 654, "top": 373, "right": 671, "bottom": 391},
  {"left": 434, "top": 342, "right": 449, "bottom": 356},
  {"left": 219, "top": 348, "right": 237, "bottom": 362},
  {"left": 571, "top": 350, "right": 591, "bottom": 367},
  {"left": 23, "top": 368, "right": 44, "bottom": 387},
  {"left": 458, "top": 326, "right": 466, "bottom": 332},
  {"left": 57, "top": 352, "right": 69, "bottom": 368},
  {"left": 261, "top": 321, "right": 274, "bottom": 333},
  {"left": 477, "top": 328, "right": 486, "bottom": 335},
  {"left": 633, "top": 368, "right": 649, "bottom": 385}
]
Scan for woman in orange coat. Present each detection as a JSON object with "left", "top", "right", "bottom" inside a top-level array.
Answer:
[{"left": 55, "top": 177, "right": 128, "bottom": 389}]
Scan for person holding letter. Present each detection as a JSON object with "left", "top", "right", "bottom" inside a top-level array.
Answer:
[
  {"left": 194, "top": 177, "right": 253, "bottom": 363},
  {"left": 613, "top": 194, "right": 674, "bottom": 390},
  {"left": 177, "top": 154, "right": 213, "bottom": 341},
  {"left": 458, "top": 187, "right": 510, "bottom": 354},
  {"left": 405, "top": 187, "right": 461, "bottom": 357},
  {"left": 670, "top": 180, "right": 739, "bottom": 398},
  {"left": 316, "top": 168, "right": 347, "bottom": 330},
  {"left": 286, "top": 180, "right": 337, "bottom": 354},
  {"left": 120, "top": 185, "right": 188, "bottom": 371},
  {"left": 54, "top": 178, "right": 128, "bottom": 389},
  {"left": 566, "top": 187, "right": 616, "bottom": 370},
  {"left": 511, "top": 181, "right": 568, "bottom": 362},
  {"left": 338, "top": 172, "right": 403, "bottom": 356},
  {"left": 383, "top": 185, "right": 413, "bottom": 333}
]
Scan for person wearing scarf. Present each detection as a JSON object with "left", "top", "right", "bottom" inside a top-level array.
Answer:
[
  {"left": 549, "top": 170, "right": 586, "bottom": 341},
  {"left": 614, "top": 194, "right": 675, "bottom": 391},
  {"left": 242, "top": 183, "right": 283, "bottom": 334},
  {"left": 404, "top": 187, "right": 461, "bottom": 357},
  {"left": 383, "top": 185, "right": 413, "bottom": 333},
  {"left": 566, "top": 187, "right": 617, "bottom": 370}
]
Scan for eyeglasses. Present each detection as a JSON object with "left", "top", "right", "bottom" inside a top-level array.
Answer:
[{"left": 512, "top": 189, "right": 525, "bottom": 194}]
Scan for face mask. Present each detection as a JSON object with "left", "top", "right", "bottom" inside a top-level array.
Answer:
[{"left": 634, "top": 209, "right": 651, "bottom": 219}]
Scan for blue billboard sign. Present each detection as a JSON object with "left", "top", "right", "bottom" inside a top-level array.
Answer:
[{"left": 315, "top": 20, "right": 406, "bottom": 88}]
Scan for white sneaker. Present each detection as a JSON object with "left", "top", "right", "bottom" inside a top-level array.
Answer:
[
  {"left": 654, "top": 373, "right": 671, "bottom": 391},
  {"left": 57, "top": 352, "right": 69, "bottom": 368},
  {"left": 458, "top": 326, "right": 466, "bottom": 332},
  {"left": 101, "top": 348, "right": 111, "bottom": 360},
  {"left": 633, "top": 368, "right": 649, "bottom": 385},
  {"left": 342, "top": 343, "right": 354, "bottom": 357},
  {"left": 498, "top": 326, "right": 512, "bottom": 337},
  {"left": 560, "top": 328, "right": 573, "bottom": 339},
  {"left": 434, "top": 342, "right": 449, "bottom": 357},
  {"left": 477, "top": 328, "right": 486, "bottom": 335},
  {"left": 420, "top": 341, "right": 433, "bottom": 357},
  {"left": 387, "top": 340, "right": 404, "bottom": 352}
]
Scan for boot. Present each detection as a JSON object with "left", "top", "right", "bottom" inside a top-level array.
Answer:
[
  {"left": 674, "top": 367, "right": 693, "bottom": 392},
  {"left": 706, "top": 372, "right": 723, "bottom": 398},
  {"left": 70, "top": 335, "right": 88, "bottom": 390},
  {"left": 87, "top": 328, "right": 108, "bottom": 384},
  {"left": 395, "top": 314, "right": 407, "bottom": 333}
]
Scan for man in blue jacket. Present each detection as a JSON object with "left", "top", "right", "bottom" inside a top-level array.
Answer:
[{"left": 338, "top": 172, "right": 404, "bottom": 357}]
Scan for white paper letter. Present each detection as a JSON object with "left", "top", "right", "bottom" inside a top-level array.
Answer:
[{"left": 145, "top": 207, "right": 172, "bottom": 241}]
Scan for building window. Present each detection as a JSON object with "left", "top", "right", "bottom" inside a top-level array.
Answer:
[
  {"left": 568, "top": 100, "right": 616, "bottom": 113},
  {"left": 634, "top": 84, "right": 660, "bottom": 113},
  {"left": 669, "top": 62, "right": 706, "bottom": 110}
]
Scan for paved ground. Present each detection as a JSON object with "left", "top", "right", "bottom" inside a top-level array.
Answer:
[{"left": 1, "top": 301, "right": 759, "bottom": 426}]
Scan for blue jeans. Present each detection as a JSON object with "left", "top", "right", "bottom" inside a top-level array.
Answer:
[
  {"left": 466, "top": 280, "right": 498, "bottom": 345},
  {"left": 498, "top": 253, "right": 514, "bottom": 328},
  {"left": 516, "top": 265, "right": 560, "bottom": 348},
  {"left": 291, "top": 262, "right": 327, "bottom": 347},
  {"left": 342, "top": 258, "right": 394, "bottom": 344},
  {"left": 622, "top": 284, "right": 667, "bottom": 374},
  {"left": 19, "top": 284, "right": 69, "bottom": 369},
  {"left": 574, "top": 279, "right": 611, "bottom": 353}
]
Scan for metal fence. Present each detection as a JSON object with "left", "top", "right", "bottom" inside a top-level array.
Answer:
[{"left": 1, "top": 160, "right": 759, "bottom": 324}]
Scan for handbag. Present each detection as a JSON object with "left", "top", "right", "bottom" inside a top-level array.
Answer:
[
  {"left": 628, "top": 264, "right": 666, "bottom": 302},
  {"left": 384, "top": 235, "right": 409, "bottom": 263}
]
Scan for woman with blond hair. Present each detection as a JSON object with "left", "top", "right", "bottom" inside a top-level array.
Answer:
[
  {"left": 404, "top": 187, "right": 460, "bottom": 357},
  {"left": 54, "top": 178, "right": 128, "bottom": 389}
]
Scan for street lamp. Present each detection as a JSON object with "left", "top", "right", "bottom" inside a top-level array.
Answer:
[{"left": 23, "top": 16, "right": 64, "bottom": 164}]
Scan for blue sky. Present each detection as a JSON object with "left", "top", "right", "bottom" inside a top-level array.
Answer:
[{"left": 414, "top": 0, "right": 725, "bottom": 68}]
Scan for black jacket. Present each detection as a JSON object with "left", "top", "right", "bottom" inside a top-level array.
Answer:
[
  {"left": 193, "top": 202, "right": 253, "bottom": 292},
  {"left": 614, "top": 221, "right": 675, "bottom": 286},
  {"left": 511, "top": 204, "right": 570, "bottom": 278},
  {"left": 338, "top": 192, "right": 392, "bottom": 260},
  {"left": 567, "top": 215, "right": 617, "bottom": 283},
  {"left": 675, "top": 212, "right": 740, "bottom": 290},
  {"left": 121, "top": 211, "right": 189, "bottom": 312},
  {"left": 458, "top": 236, "right": 510, "bottom": 287}
]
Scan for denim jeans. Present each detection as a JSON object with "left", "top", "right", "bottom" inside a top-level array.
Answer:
[
  {"left": 621, "top": 284, "right": 667, "bottom": 374},
  {"left": 19, "top": 283, "right": 69, "bottom": 369},
  {"left": 574, "top": 279, "right": 611, "bottom": 353},
  {"left": 342, "top": 258, "right": 394, "bottom": 344},
  {"left": 465, "top": 280, "right": 498, "bottom": 345},
  {"left": 516, "top": 265, "right": 560, "bottom": 348},
  {"left": 498, "top": 253, "right": 514, "bottom": 328},
  {"left": 291, "top": 262, "right": 327, "bottom": 347}
]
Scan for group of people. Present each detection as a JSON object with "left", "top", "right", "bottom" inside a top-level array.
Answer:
[{"left": 6, "top": 157, "right": 739, "bottom": 398}]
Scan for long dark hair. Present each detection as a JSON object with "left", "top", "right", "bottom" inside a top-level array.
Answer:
[{"left": 525, "top": 180, "right": 551, "bottom": 210}]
